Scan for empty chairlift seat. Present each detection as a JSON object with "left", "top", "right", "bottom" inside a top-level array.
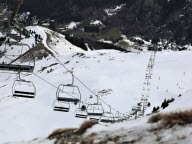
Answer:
[
  {"left": 100, "top": 112, "right": 115, "bottom": 123},
  {"left": 113, "top": 113, "right": 123, "bottom": 123},
  {"left": 89, "top": 117, "right": 100, "bottom": 122},
  {"left": 12, "top": 80, "right": 36, "bottom": 98},
  {"left": 53, "top": 100, "right": 70, "bottom": 112},
  {"left": 123, "top": 114, "right": 131, "bottom": 120},
  {"left": 87, "top": 103, "right": 104, "bottom": 121},
  {"left": 121, "top": 115, "right": 128, "bottom": 122}
]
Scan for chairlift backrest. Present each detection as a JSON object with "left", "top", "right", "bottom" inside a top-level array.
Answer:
[
  {"left": 53, "top": 100, "right": 70, "bottom": 112},
  {"left": 0, "top": 43, "right": 35, "bottom": 73}
]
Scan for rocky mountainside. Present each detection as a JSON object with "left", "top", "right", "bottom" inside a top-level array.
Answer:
[
  {"left": 8, "top": 0, "right": 124, "bottom": 22},
  {"left": 7, "top": 0, "right": 192, "bottom": 44}
]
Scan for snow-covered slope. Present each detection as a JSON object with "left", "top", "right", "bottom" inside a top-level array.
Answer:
[
  {"left": 84, "top": 115, "right": 192, "bottom": 144},
  {"left": 1, "top": 26, "right": 192, "bottom": 143},
  {"left": 41, "top": 27, "right": 83, "bottom": 54}
]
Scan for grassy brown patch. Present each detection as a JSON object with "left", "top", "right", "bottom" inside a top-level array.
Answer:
[
  {"left": 148, "top": 110, "right": 192, "bottom": 128},
  {"left": 48, "top": 128, "right": 77, "bottom": 140},
  {"left": 148, "top": 113, "right": 162, "bottom": 123},
  {"left": 75, "top": 120, "right": 98, "bottom": 135},
  {"left": 48, "top": 120, "right": 98, "bottom": 141}
]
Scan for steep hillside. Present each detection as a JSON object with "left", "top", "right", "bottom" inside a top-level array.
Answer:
[
  {"left": 7, "top": 0, "right": 124, "bottom": 22},
  {"left": 7, "top": 0, "right": 192, "bottom": 43}
]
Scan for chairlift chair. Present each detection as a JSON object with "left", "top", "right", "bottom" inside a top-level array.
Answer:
[
  {"left": 87, "top": 103, "right": 104, "bottom": 117},
  {"left": 56, "top": 84, "right": 81, "bottom": 104},
  {"left": 114, "top": 113, "right": 122, "bottom": 123},
  {"left": 119, "top": 113, "right": 127, "bottom": 122},
  {"left": 12, "top": 79, "right": 36, "bottom": 98},
  {"left": 87, "top": 94, "right": 104, "bottom": 117},
  {"left": 132, "top": 106, "right": 140, "bottom": 111},
  {"left": 124, "top": 114, "right": 131, "bottom": 120},
  {"left": 137, "top": 102, "right": 142, "bottom": 106},
  {"left": 147, "top": 82, "right": 151, "bottom": 85},
  {"left": 144, "top": 104, "right": 149, "bottom": 107},
  {"left": 75, "top": 108, "right": 88, "bottom": 119},
  {"left": 138, "top": 113, "right": 144, "bottom": 117},
  {"left": 0, "top": 43, "right": 35, "bottom": 73},
  {"left": 121, "top": 116, "right": 128, "bottom": 122},
  {"left": 88, "top": 106, "right": 102, "bottom": 122},
  {"left": 53, "top": 100, "right": 70, "bottom": 112},
  {"left": 141, "top": 97, "right": 148, "bottom": 101},
  {"left": 100, "top": 106, "right": 115, "bottom": 123},
  {"left": 114, "top": 116, "right": 120, "bottom": 122},
  {"left": 117, "top": 114, "right": 127, "bottom": 122},
  {"left": 75, "top": 104, "right": 88, "bottom": 119},
  {"left": 100, "top": 113, "right": 115, "bottom": 123},
  {"left": 146, "top": 76, "right": 152, "bottom": 79},
  {"left": 89, "top": 117, "right": 100, "bottom": 122}
]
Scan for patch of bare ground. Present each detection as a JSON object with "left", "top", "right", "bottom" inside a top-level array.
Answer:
[
  {"left": 48, "top": 120, "right": 98, "bottom": 144},
  {"left": 47, "top": 110, "right": 192, "bottom": 144},
  {"left": 149, "top": 110, "right": 192, "bottom": 129},
  {"left": 38, "top": 63, "right": 58, "bottom": 73}
]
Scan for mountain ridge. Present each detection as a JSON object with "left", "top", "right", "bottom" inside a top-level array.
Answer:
[{"left": 7, "top": 0, "right": 192, "bottom": 44}]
